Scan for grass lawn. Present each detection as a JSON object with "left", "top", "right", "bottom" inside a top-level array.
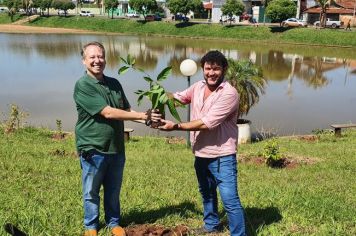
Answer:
[
  {"left": 0, "top": 125, "right": 355, "bottom": 235},
  {"left": 0, "top": 13, "right": 22, "bottom": 24},
  {"left": 8, "top": 15, "right": 355, "bottom": 48}
]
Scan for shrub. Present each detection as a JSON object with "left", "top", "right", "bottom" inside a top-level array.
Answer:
[
  {"left": 263, "top": 138, "right": 282, "bottom": 166},
  {"left": 3, "top": 104, "right": 28, "bottom": 134}
]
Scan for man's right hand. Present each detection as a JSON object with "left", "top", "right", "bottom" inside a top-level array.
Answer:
[{"left": 145, "top": 109, "right": 162, "bottom": 126}]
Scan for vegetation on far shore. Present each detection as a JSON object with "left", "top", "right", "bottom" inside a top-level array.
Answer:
[
  {"left": 1, "top": 14, "right": 356, "bottom": 47},
  {"left": 0, "top": 107, "right": 355, "bottom": 235}
]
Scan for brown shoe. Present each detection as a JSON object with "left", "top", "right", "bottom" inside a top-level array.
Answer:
[
  {"left": 84, "top": 229, "right": 97, "bottom": 236},
  {"left": 111, "top": 226, "right": 126, "bottom": 236}
]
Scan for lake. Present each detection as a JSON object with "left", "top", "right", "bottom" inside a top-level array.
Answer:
[{"left": 0, "top": 33, "right": 355, "bottom": 136}]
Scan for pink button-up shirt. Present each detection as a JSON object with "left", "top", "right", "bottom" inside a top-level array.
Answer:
[{"left": 174, "top": 80, "right": 239, "bottom": 158}]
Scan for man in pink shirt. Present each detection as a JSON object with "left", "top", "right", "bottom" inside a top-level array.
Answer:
[{"left": 159, "top": 51, "right": 245, "bottom": 236}]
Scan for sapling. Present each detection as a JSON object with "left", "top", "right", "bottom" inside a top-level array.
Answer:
[{"left": 118, "top": 55, "right": 182, "bottom": 127}]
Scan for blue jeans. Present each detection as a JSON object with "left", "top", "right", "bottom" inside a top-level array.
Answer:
[
  {"left": 80, "top": 150, "right": 125, "bottom": 230},
  {"left": 194, "top": 154, "right": 245, "bottom": 236}
]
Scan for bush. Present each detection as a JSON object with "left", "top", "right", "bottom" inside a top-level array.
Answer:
[{"left": 263, "top": 138, "right": 282, "bottom": 166}]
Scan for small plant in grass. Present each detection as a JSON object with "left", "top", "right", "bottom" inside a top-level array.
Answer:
[
  {"left": 53, "top": 119, "right": 65, "bottom": 139},
  {"left": 263, "top": 139, "right": 283, "bottom": 167},
  {"left": 118, "top": 55, "right": 182, "bottom": 127},
  {"left": 56, "top": 119, "right": 63, "bottom": 134},
  {"left": 312, "top": 128, "right": 333, "bottom": 136},
  {"left": 4, "top": 104, "right": 28, "bottom": 134}
]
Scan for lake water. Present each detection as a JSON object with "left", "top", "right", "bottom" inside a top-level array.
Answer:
[{"left": 0, "top": 33, "right": 355, "bottom": 136}]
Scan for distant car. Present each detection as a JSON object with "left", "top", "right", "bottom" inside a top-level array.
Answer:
[
  {"left": 313, "top": 18, "right": 342, "bottom": 28},
  {"left": 58, "top": 10, "right": 66, "bottom": 16},
  {"left": 145, "top": 14, "right": 162, "bottom": 21},
  {"left": 174, "top": 14, "right": 189, "bottom": 22},
  {"left": 0, "top": 7, "right": 9, "bottom": 13},
  {"left": 125, "top": 12, "right": 139, "bottom": 18},
  {"left": 79, "top": 10, "right": 94, "bottom": 17},
  {"left": 281, "top": 18, "right": 307, "bottom": 27}
]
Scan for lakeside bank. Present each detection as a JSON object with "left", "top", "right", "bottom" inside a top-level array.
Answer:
[{"left": 1, "top": 15, "right": 356, "bottom": 47}]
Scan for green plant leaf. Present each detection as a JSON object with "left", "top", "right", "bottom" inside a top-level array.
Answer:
[
  {"left": 151, "top": 85, "right": 161, "bottom": 91},
  {"left": 137, "top": 94, "right": 144, "bottom": 106},
  {"left": 118, "top": 66, "right": 130, "bottom": 75},
  {"left": 167, "top": 98, "right": 181, "bottom": 122},
  {"left": 143, "top": 76, "right": 153, "bottom": 83},
  {"left": 157, "top": 103, "right": 165, "bottom": 116},
  {"left": 120, "top": 56, "right": 127, "bottom": 64},
  {"left": 137, "top": 68, "right": 145, "bottom": 73},
  {"left": 151, "top": 93, "right": 159, "bottom": 109},
  {"left": 134, "top": 90, "right": 145, "bottom": 95},
  {"left": 127, "top": 54, "right": 136, "bottom": 66},
  {"left": 159, "top": 93, "right": 168, "bottom": 104},
  {"left": 151, "top": 87, "right": 164, "bottom": 94},
  {"left": 157, "top": 67, "right": 172, "bottom": 81}
]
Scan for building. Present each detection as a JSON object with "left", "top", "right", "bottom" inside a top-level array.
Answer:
[{"left": 303, "top": 0, "right": 356, "bottom": 25}]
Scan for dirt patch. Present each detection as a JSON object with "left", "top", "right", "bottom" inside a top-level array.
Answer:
[
  {"left": 51, "top": 131, "right": 72, "bottom": 140},
  {"left": 238, "top": 155, "right": 319, "bottom": 169},
  {"left": 125, "top": 224, "right": 189, "bottom": 236},
  {"left": 51, "top": 133, "right": 66, "bottom": 140},
  {"left": 0, "top": 24, "right": 97, "bottom": 34},
  {"left": 51, "top": 149, "right": 77, "bottom": 158},
  {"left": 296, "top": 135, "right": 319, "bottom": 142},
  {"left": 165, "top": 136, "right": 186, "bottom": 144}
]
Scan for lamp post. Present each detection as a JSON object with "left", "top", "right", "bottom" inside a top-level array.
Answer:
[{"left": 180, "top": 59, "right": 197, "bottom": 147}]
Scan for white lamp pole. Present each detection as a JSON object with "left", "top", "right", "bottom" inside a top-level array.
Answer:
[{"left": 180, "top": 59, "right": 197, "bottom": 147}]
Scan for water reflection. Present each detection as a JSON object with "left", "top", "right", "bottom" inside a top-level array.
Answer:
[{"left": 0, "top": 33, "right": 355, "bottom": 135}]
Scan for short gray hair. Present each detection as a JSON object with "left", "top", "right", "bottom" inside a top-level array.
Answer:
[{"left": 81, "top": 41, "right": 105, "bottom": 59}]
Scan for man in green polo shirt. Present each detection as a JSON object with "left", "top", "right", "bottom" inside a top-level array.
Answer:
[{"left": 73, "top": 41, "right": 155, "bottom": 236}]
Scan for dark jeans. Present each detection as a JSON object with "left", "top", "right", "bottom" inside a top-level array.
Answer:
[{"left": 194, "top": 154, "right": 246, "bottom": 236}]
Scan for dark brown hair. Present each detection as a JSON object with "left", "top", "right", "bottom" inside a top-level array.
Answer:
[{"left": 200, "top": 50, "right": 228, "bottom": 69}]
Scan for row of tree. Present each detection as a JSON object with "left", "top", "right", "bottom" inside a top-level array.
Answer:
[
  {"left": 2, "top": 0, "right": 327, "bottom": 26},
  {"left": 3, "top": 0, "right": 76, "bottom": 17}
]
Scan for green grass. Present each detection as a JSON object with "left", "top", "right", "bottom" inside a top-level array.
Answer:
[
  {"left": 7, "top": 15, "right": 354, "bottom": 47},
  {"left": 0, "top": 13, "right": 22, "bottom": 24},
  {"left": 0, "top": 125, "right": 355, "bottom": 235}
]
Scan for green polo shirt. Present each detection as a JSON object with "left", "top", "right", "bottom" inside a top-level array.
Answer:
[{"left": 73, "top": 73, "right": 130, "bottom": 154}]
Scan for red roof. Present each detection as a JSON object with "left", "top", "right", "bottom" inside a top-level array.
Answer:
[
  {"left": 304, "top": 0, "right": 356, "bottom": 14},
  {"left": 336, "top": 0, "right": 356, "bottom": 9},
  {"left": 304, "top": 7, "right": 354, "bottom": 14},
  {"left": 203, "top": 2, "right": 213, "bottom": 10}
]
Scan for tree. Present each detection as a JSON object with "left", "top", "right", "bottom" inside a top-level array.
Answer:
[
  {"left": 225, "top": 59, "right": 266, "bottom": 117},
  {"left": 105, "top": 0, "right": 118, "bottom": 19},
  {"left": 62, "top": 1, "right": 75, "bottom": 14},
  {"left": 129, "top": 0, "right": 157, "bottom": 19},
  {"left": 4, "top": 0, "right": 22, "bottom": 21},
  {"left": 315, "top": 0, "right": 329, "bottom": 27},
  {"left": 41, "top": 0, "right": 53, "bottom": 16},
  {"left": 52, "top": 0, "right": 75, "bottom": 17},
  {"left": 265, "top": 0, "right": 296, "bottom": 25},
  {"left": 221, "top": 0, "right": 245, "bottom": 25},
  {"left": 22, "top": 0, "right": 32, "bottom": 15},
  {"left": 167, "top": 0, "right": 202, "bottom": 18}
]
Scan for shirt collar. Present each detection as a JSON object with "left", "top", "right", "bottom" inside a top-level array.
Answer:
[{"left": 84, "top": 72, "right": 106, "bottom": 84}]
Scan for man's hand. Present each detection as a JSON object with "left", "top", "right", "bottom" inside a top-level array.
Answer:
[
  {"left": 145, "top": 109, "right": 162, "bottom": 126},
  {"left": 158, "top": 119, "right": 176, "bottom": 131}
]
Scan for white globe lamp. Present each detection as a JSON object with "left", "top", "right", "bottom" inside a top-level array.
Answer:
[
  {"left": 179, "top": 59, "right": 197, "bottom": 147},
  {"left": 180, "top": 59, "right": 197, "bottom": 77}
]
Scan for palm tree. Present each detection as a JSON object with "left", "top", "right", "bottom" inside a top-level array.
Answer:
[
  {"left": 225, "top": 59, "right": 266, "bottom": 118},
  {"left": 316, "top": 0, "right": 329, "bottom": 27}
]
